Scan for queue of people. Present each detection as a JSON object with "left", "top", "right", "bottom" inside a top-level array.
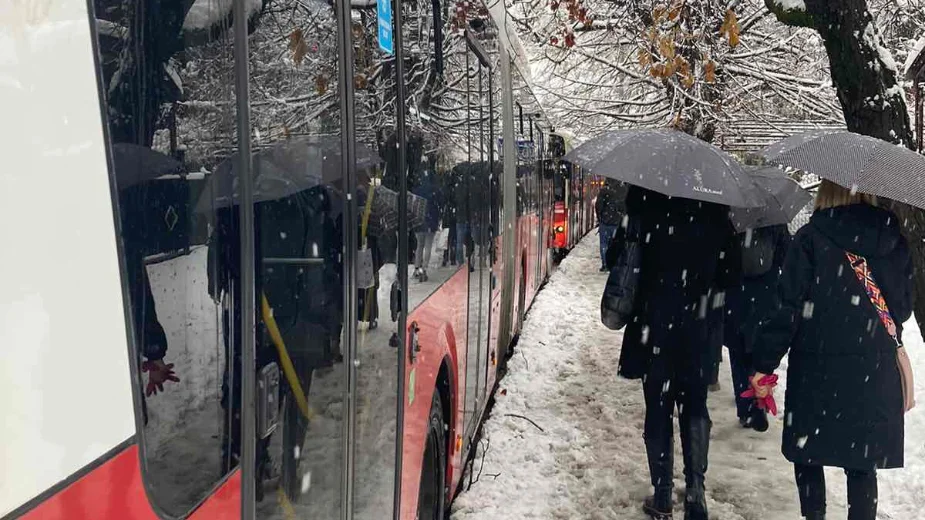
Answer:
[{"left": 599, "top": 178, "right": 913, "bottom": 520}]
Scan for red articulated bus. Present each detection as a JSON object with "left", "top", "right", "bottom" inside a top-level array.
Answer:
[
  {"left": 546, "top": 132, "right": 600, "bottom": 260},
  {"left": 0, "top": 1, "right": 596, "bottom": 520}
]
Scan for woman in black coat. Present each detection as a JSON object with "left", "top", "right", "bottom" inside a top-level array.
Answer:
[
  {"left": 751, "top": 181, "right": 913, "bottom": 520},
  {"left": 614, "top": 186, "right": 741, "bottom": 520},
  {"left": 724, "top": 223, "right": 792, "bottom": 431}
]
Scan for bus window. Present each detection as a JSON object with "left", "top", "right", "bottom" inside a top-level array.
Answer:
[
  {"left": 350, "top": 1, "right": 406, "bottom": 517},
  {"left": 92, "top": 0, "right": 239, "bottom": 516},
  {"left": 238, "top": 0, "right": 348, "bottom": 516}
]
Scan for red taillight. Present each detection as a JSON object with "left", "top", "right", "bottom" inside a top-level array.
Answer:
[{"left": 552, "top": 202, "right": 567, "bottom": 248}]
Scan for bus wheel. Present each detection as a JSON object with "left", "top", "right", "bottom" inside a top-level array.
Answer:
[{"left": 418, "top": 392, "right": 447, "bottom": 519}]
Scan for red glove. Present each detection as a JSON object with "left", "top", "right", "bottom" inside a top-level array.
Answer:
[
  {"left": 142, "top": 360, "right": 180, "bottom": 396},
  {"left": 741, "top": 373, "right": 779, "bottom": 416}
]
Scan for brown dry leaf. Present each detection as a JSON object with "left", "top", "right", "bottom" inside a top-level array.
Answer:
[
  {"left": 720, "top": 9, "right": 734, "bottom": 37},
  {"left": 652, "top": 6, "right": 666, "bottom": 21},
  {"left": 681, "top": 71, "right": 695, "bottom": 88},
  {"left": 315, "top": 74, "right": 329, "bottom": 95},
  {"left": 658, "top": 37, "right": 675, "bottom": 59},
  {"left": 283, "top": 125, "right": 291, "bottom": 139},
  {"left": 289, "top": 29, "right": 309, "bottom": 66},
  {"left": 704, "top": 60, "right": 716, "bottom": 83},
  {"left": 729, "top": 25, "right": 740, "bottom": 48},
  {"left": 668, "top": 3, "right": 681, "bottom": 21},
  {"left": 638, "top": 48, "right": 652, "bottom": 67},
  {"left": 664, "top": 60, "right": 677, "bottom": 77},
  {"left": 354, "top": 74, "right": 368, "bottom": 89}
]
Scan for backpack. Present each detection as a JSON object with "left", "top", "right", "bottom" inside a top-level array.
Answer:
[{"left": 741, "top": 227, "right": 776, "bottom": 277}]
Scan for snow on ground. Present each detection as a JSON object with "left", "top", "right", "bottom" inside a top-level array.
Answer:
[{"left": 451, "top": 231, "right": 925, "bottom": 520}]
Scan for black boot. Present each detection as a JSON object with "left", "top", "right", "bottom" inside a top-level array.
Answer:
[
  {"left": 644, "top": 435, "right": 674, "bottom": 519},
  {"left": 804, "top": 513, "right": 825, "bottom": 520},
  {"left": 680, "top": 417, "right": 710, "bottom": 520},
  {"left": 643, "top": 486, "right": 673, "bottom": 519}
]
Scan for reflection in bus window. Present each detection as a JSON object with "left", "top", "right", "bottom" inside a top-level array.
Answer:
[{"left": 92, "top": 0, "right": 239, "bottom": 516}]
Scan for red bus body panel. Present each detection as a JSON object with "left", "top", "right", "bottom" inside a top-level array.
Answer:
[{"left": 19, "top": 445, "right": 239, "bottom": 520}]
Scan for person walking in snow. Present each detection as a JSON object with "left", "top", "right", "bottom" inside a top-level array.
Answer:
[
  {"left": 614, "top": 186, "right": 741, "bottom": 520},
  {"left": 749, "top": 180, "right": 913, "bottom": 520},
  {"left": 412, "top": 162, "right": 442, "bottom": 282},
  {"left": 724, "top": 223, "right": 791, "bottom": 431},
  {"left": 595, "top": 179, "right": 627, "bottom": 271}
]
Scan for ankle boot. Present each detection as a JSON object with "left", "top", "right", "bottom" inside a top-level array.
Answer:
[
  {"left": 680, "top": 417, "right": 711, "bottom": 520},
  {"left": 643, "top": 486, "right": 673, "bottom": 519},
  {"left": 644, "top": 434, "right": 674, "bottom": 519}
]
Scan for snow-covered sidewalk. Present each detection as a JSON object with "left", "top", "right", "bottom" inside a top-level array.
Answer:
[{"left": 450, "top": 232, "right": 925, "bottom": 520}]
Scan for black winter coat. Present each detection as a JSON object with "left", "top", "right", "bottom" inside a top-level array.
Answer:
[
  {"left": 724, "top": 224, "right": 792, "bottom": 351},
  {"left": 617, "top": 187, "right": 742, "bottom": 381},
  {"left": 753, "top": 204, "right": 913, "bottom": 470},
  {"left": 595, "top": 183, "right": 627, "bottom": 226}
]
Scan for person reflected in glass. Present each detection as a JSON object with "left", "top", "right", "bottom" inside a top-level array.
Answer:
[
  {"left": 750, "top": 181, "right": 913, "bottom": 520},
  {"left": 412, "top": 156, "right": 442, "bottom": 282},
  {"left": 358, "top": 183, "right": 382, "bottom": 330},
  {"left": 441, "top": 168, "right": 458, "bottom": 268}
]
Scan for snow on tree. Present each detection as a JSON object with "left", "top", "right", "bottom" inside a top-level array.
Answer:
[
  {"left": 505, "top": 0, "right": 843, "bottom": 143},
  {"left": 767, "top": 0, "right": 925, "bottom": 342}
]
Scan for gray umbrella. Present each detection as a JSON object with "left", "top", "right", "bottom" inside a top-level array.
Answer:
[
  {"left": 761, "top": 130, "right": 925, "bottom": 209},
  {"left": 729, "top": 166, "right": 813, "bottom": 232},
  {"left": 564, "top": 129, "right": 763, "bottom": 208},
  {"left": 196, "top": 135, "right": 379, "bottom": 212}
]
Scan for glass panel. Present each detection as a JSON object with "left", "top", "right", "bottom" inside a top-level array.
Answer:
[
  {"left": 93, "top": 0, "right": 239, "bottom": 515},
  {"left": 351, "top": 0, "right": 402, "bottom": 516},
  {"left": 238, "top": 0, "right": 347, "bottom": 515}
]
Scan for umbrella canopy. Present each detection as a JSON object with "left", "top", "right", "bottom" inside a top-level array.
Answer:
[
  {"left": 196, "top": 135, "right": 379, "bottom": 212},
  {"left": 111, "top": 143, "right": 184, "bottom": 189},
  {"left": 761, "top": 130, "right": 925, "bottom": 209},
  {"left": 564, "top": 129, "right": 762, "bottom": 208},
  {"left": 729, "top": 166, "right": 813, "bottom": 232}
]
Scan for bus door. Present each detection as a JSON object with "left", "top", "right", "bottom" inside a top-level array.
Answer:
[{"left": 463, "top": 36, "right": 494, "bottom": 446}]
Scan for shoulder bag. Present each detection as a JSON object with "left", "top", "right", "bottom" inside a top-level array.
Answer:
[{"left": 845, "top": 251, "right": 915, "bottom": 412}]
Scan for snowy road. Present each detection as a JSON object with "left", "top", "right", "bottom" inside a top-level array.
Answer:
[{"left": 451, "top": 232, "right": 925, "bottom": 520}]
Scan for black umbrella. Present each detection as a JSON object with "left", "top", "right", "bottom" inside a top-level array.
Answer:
[
  {"left": 112, "top": 143, "right": 184, "bottom": 189},
  {"left": 761, "top": 130, "right": 925, "bottom": 209},
  {"left": 196, "top": 135, "right": 379, "bottom": 212},
  {"left": 729, "top": 166, "right": 813, "bottom": 232},
  {"left": 564, "top": 129, "right": 762, "bottom": 208}
]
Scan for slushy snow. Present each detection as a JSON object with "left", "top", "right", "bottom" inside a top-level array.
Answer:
[{"left": 451, "top": 232, "right": 925, "bottom": 519}]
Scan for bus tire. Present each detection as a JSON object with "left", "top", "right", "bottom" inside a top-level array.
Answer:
[{"left": 418, "top": 391, "right": 447, "bottom": 519}]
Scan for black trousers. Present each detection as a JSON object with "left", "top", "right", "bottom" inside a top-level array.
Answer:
[
  {"left": 794, "top": 464, "right": 877, "bottom": 520},
  {"left": 643, "top": 350, "right": 711, "bottom": 490}
]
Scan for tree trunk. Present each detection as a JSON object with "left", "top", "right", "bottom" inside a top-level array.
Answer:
[{"left": 769, "top": 0, "right": 925, "bottom": 339}]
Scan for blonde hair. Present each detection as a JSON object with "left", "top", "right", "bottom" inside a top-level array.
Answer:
[{"left": 814, "top": 179, "right": 878, "bottom": 210}]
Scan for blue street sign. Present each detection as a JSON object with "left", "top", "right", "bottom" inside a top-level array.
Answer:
[{"left": 378, "top": 0, "right": 393, "bottom": 55}]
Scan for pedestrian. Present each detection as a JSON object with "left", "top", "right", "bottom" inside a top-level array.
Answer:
[
  {"left": 412, "top": 163, "right": 441, "bottom": 282},
  {"left": 723, "top": 223, "right": 790, "bottom": 431},
  {"left": 595, "top": 178, "right": 626, "bottom": 271},
  {"left": 750, "top": 180, "right": 913, "bottom": 520},
  {"left": 615, "top": 186, "right": 741, "bottom": 520}
]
